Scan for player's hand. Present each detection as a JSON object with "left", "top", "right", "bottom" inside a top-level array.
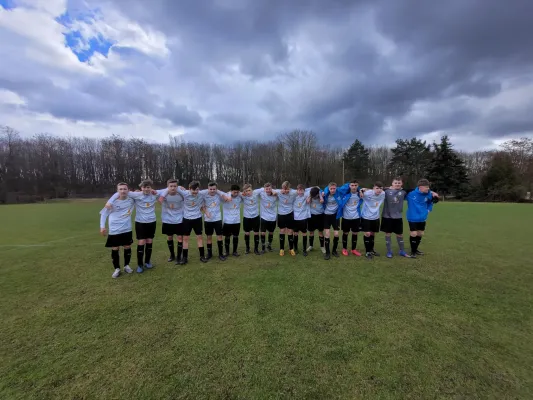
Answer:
[
  {"left": 224, "top": 196, "right": 231, "bottom": 202},
  {"left": 158, "top": 196, "right": 164, "bottom": 204},
  {"left": 100, "top": 228, "right": 107, "bottom": 236},
  {"left": 151, "top": 189, "right": 158, "bottom": 195},
  {"left": 319, "top": 197, "right": 324, "bottom": 203},
  {"left": 179, "top": 186, "right": 185, "bottom": 191},
  {"left": 431, "top": 191, "right": 439, "bottom": 197},
  {"left": 104, "top": 203, "right": 112, "bottom": 210},
  {"left": 306, "top": 197, "right": 311, "bottom": 204}
]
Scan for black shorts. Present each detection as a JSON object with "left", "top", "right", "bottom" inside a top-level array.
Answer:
[
  {"left": 323, "top": 213, "right": 340, "bottom": 230},
  {"left": 307, "top": 214, "right": 324, "bottom": 232},
  {"left": 380, "top": 218, "right": 403, "bottom": 235},
  {"left": 205, "top": 220, "right": 223, "bottom": 236},
  {"left": 293, "top": 219, "right": 308, "bottom": 233},
  {"left": 183, "top": 217, "right": 203, "bottom": 236},
  {"left": 408, "top": 221, "right": 427, "bottom": 232},
  {"left": 361, "top": 218, "right": 380, "bottom": 233},
  {"left": 162, "top": 223, "right": 184, "bottom": 236},
  {"left": 260, "top": 218, "right": 276, "bottom": 233},
  {"left": 342, "top": 218, "right": 361, "bottom": 233},
  {"left": 135, "top": 221, "right": 156, "bottom": 240},
  {"left": 105, "top": 231, "right": 133, "bottom": 248},
  {"left": 277, "top": 213, "right": 294, "bottom": 229},
  {"left": 223, "top": 222, "right": 241, "bottom": 236},
  {"left": 243, "top": 216, "right": 260, "bottom": 232}
]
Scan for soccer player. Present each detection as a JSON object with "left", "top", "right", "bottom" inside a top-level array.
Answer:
[
  {"left": 159, "top": 179, "right": 185, "bottom": 264},
  {"left": 380, "top": 177, "right": 410, "bottom": 258},
  {"left": 201, "top": 182, "right": 230, "bottom": 261},
  {"left": 341, "top": 180, "right": 363, "bottom": 257},
  {"left": 276, "top": 181, "right": 298, "bottom": 256},
  {"left": 360, "top": 182, "right": 386, "bottom": 260},
  {"left": 406, "top": 179, "right": 439, "bottom": 258},
  {"left": 322, "top": 182, "right": 350, "bottom": 260},
  {"left": 223, "top": 184, "right": 243, "bottom": 256},
  {"left": 99, "top": 182, "right": 135, "bottom": 278},
  {"left": 105, "top": 179, "right": 163, "bottom": 273},
  {"left": 241, "top": 184, "right": 261, "bottom": 255},
  {"left": 307, "top": 187, "right": 325, "bottom": 253},
  {"left": 292, "top": 184, "right": 311, "bottom": 256},
  {"left": 257, "top": 182, "right": 278, "bottom": 253}
]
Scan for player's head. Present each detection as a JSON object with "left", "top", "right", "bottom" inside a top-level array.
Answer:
[
  {"left": 417, "top": 178, "right": 430, "bottom": 193},
  {"left": 230, "top": 184, "right": 240, "bottom": 197},
  {"left": 373, "top": 181, "right": 384, "bottom": 195},
  {"left": 139, "top": 179, "right": 153, "bottom": 194},
  {"left": 264, "top": 182, "right": 273, "bottom": 195},
  {"left": 189, "top": 180, "right": 200, "bottom": 195},
  {"left": 207, "top": 181, "right": 217, "bottom": 195},
  {"left": 280, "top": 181, "right": 291, "bottom": 194},
  {"left": 328, "top": 182, "right": 337, "bottom": 195},
  {"left": 242, "top": 183, "right": 252, "bottom": 196},
  {"left": 310, "top": 187, "right": 320, "bottom": 198},
  {"left": 117, "top": 182, "right": 129, "bottom": 198},
  {"left": 297, "top": 184, "right": 305, "bottom": 196},
  {"left": 349, "top": 179, "right": 359, "bottom": 193},
  {"left": 166, "top": 179, "right": 178, "bottom": 194},
  {"left": 392, "top": 177, "right": 403, "bottom": 190}
]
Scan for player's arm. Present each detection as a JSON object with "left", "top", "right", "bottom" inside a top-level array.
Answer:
[
  {"left": 157, "top": 188, "right": 170, "bottom": 204},
  {"left": 177, "top": 187, "right": 189, "bottom": 196},
  {"left": 216, "top": 189, "right": 231, "bottom": 202},
  {"left": 99, "top": 208, "right": 109, "bottom": 235}
]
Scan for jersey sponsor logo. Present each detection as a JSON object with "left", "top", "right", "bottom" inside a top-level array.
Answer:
[
  {"left": 146, "top": 202, "right": 150, "bottom": 207},
  {"left": 170, "top": 203, "right": 174, "bottom": 209},
  {"left": 211, "top": 202, "right": 216, "bottom": 207},
  {"left": 312, "top": 204, "right": 316, "bottom": 208},
  {"left": 266, "top": 202, "right": 270, "bottom": 208}
]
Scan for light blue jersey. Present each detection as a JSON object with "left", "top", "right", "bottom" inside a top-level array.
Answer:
[
  {"left": 293, "top": 189, "right": 311, "bottom": 221},
  {"left": 361, "top": 190, "right": 385, "bottom": 220},
  {"left": 201, "top": 189, "right": 227, "bottom": 222},
  {"left": 173, "top": 187, "right": 205, "bottom": 220},
  {"left": 310, "top": 193, "right": 324, "bottom": 215},
  {"left": 223, "top": 193, "right": 243, "bottom": 224},
  {"left": 107, "top": 190, "right": 165, "bottom": 223},
  {"left": 342, "top": 192, "right": 361, "bottom": 220},
  {"left": 161, "top": 192, "right": 184, "bottom": 224},
  {"left": 324, "top": 194, "right": 339, "bottom": 215},
  {"left": 100, "top": 197, "right": 134, "bottom": 235},
  {"left": 242, "top": 190, "right": 261, "bottom": 218},
  {"left": 276, "top": 189, "right": 298, "bottom": 215},
  {"left": 257, "top": 188, "right": 278, "bottom": 222}
]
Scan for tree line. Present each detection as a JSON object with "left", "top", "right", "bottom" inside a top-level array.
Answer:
[{"left": 0, "top": 125, "right": 531, "bottom": 203}]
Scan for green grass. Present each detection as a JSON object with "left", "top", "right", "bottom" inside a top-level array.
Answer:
[{"left": 1, "top": 200, "right": 532, "bottom": 399}]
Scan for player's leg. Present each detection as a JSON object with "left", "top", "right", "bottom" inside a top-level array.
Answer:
[
  {"left": 232, "top": 224, "right": 241, "bottom": 256},
  {"left": 416, "top": 227, "right": 425, "bottom": 255},
  {"left": 396, "top": 219, "right": 409, "bottom": 257},
  {"left": 143, "top": 222, "right": 156, "bottom": 268},
  {"left": 323, "top": 216, "right": 331, "bottom": 260},
  {"left": 267, "top": 221, "right": 274, "bottom": 252},
  {"left": 370, "top": 220, "right": 380, "bottom": 256},
  {"left": 253, "top": 218, "right": 260, "bottom": 255},
  {"left": 135, "top": 222, "right": 146, "bottom": 273},
  {"left": 291, "top": 228, "right": 298, "bottom": 256},
  {"left": 342, "top": 218, "right": 350, "bottom": 256},
  {"left": 123, "top": 245, "right": 133, "bottom": 273},
  {"left": 176, "top": 222, "right": 184, "bottom": 264},
  {"left": 179, "top": 219, "right": 192, "bottom": 265},
  {"left": 163, "top": 224, "right": 176, "bottom": 262},
  {"left": 111, "top": 246, "right": 121, "bottom": 278},
  {"left": 260, "top": 219, "right": 267, "bottom": 254},
  {"left": 307, "top": 216, "right": 314, "bottom": 252},
  {"left": 279, "top": 223, "right": 286, "bottom": 256},
  {"left": 194, "top": 218, "right": 207, "bottom": 262},
  {"left": 331, "top": 218, "right": 340, "bottom": 257},
  {"left": 302, "top": 225, "right": 308, "bottom": 256},
  {"left": 351, "top": 219, "right": 362, "bottom": 256}
]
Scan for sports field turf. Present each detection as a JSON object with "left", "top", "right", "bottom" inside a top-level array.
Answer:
[{"left": 1, "top": 200, "right": 532, "bottom": 399}]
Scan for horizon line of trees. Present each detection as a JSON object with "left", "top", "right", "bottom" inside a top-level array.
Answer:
[{"left": 1, "top": 125, "right": 532, "bottom": 204}]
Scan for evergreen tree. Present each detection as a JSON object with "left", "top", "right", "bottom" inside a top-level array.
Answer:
[
  {"left": 343, "top": 139, "right": 370, "bottom": 179},
  {"left": 427, "top": 135, "right": 469, "bottom": 196},
  {"left": 387, "top": 138, "right": 432, "bottom": 187}
]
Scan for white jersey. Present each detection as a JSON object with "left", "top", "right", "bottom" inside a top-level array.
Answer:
[
  {"left": 276, "top": 189, "right": 298, "bottom": 215},
  {"left": 242, "top": 190, "right": 260, "bottom": 219},
  {"left": 201, "top": 189, "right": 227, "bottom": 222},
  {"left": 174, "top": 187, "right": 205, "bottom": 220},
  {"left": 223, "top": 193, "right": 242, "bottom": 224},
  {"left": 100, "top": 197, "right": 134, "bottom": 235},
  {"left": 361, "top": 190, "right": 386, "bottom": 220},
  {"left": 107, "top": 190, "right": 165, "bottom": 223},
  {"left": 161, "top": 192, "right": 184, "bottom": 224},
  {"left": 257, "top": 188, "right": 278, "bottom": 222},
  {"left": 342, "top": 192, "right": 361, "bottom": 220},
  {"left": 293, "top": 189, "right": 311, "bottom": 221}
]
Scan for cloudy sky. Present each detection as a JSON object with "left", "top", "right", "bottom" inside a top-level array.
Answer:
[{"left": 1, "top": 0, "right": 532, "bottom": 151}]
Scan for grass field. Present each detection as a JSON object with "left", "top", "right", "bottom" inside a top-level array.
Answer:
[{"left": 1, "top": 200, "right": 532, "bottom": 399}]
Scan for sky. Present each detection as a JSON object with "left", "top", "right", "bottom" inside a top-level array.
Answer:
[{"left": 1, "top": 0, "right": 533, "bottom": 151}]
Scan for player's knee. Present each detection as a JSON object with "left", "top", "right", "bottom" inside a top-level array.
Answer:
[
  {"left": 385, "top": 233, "right": 391, "bottom": 237},
  {"left": 112, "top": 247, "right": 119, "bottom": 250},
  {"left": 167, "top": 235, "right": 173, "bottom": 241},
  {"left": 342, "top": 232, "right": 348, "bottom": 236},
  {"left": 138, "top": 239, "right": 146, "bottom": 245},
  {"left": 333, "top": 232, "right": 339, "bottom": 238},
  {"left": 397, "top": 234, "right": 403, "bottom": 238},
  {"left": 364, "top": 232, "right": 371, "bottom": 237},
  {"left": 418, "top": 231, "right": 424, "bottom": 236},
  {"left": 124, "top": 245, "right": 131, "bottom": 249},
  {"left": 410, "top": 232, "right": 417, "bottom": 237},
  {"left": 177, "top": 236, "right": 183, "bottom": 242},
  {"left": 245, "top": 232, "right": 250, "bottom": 236}
]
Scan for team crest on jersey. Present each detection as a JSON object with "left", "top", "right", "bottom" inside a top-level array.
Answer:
[
  {"left": 192, "top": 201, "right": 195, "bottom": 206},
  {"left": 266, "top": 202, "right": 270, "bottom": 207},
  {"left": 233, "top": 203, "right": 237, "bottom": 208},
  {"left": 145, "top": 202, "right": 150, "bottom": 207},
  {"left": 170, "top": 203, "right": 174, "bottom": 209},
  {"left": 298, "top": 202, "right": 302, "bottom": 207},
  {"left": 211, "top": 202, "right": 216, "bottom": 207}
]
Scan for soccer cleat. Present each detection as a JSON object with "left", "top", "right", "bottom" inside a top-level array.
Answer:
[
  {"left": 200, "top": 257, "right": 208, "bottom": 263},
  {"left": 332, "top": 250, "right": 340, "bottom": 258},
  {"left": 279, "top": 249, "right": 285, "bottom": 256},
  {"left": 254, "top": 249, "right": 261, "bottom": 255},
  {"left": 175, "top": 258, "right": 181, "bottom": 265},
  {"left": 245, "top": 248, "right": 250, "bottom": 255},
  {"left": 324, "top": 253, "right": 330, "bottom": 260},
  {"left": 386, "top": 252, "right": 393, "bottom": 258},
  {"left": 290, "top": 249, "right": 296, "bottom": 256},
  {"left": 144, "top": 263, "right": 153, "bottom": 269},
  {"left": 124, "top": 265, "right": 133, "bottom": 274},
  {"left": 233, "top": 252, "right": 240, "bottom": 257},
  {"left": 112, "top": 268, "right": 121, "bottom": 278},
  {"left": 351, "top": 249, "right": 362, "bottom": 257},
  {"left": 320, "top": 246, "right": 326, "bottom": 254},
  {"left": 410, "top": 253, "right": 417, "bottom": 259},
  {"left": 416, "top": 250, "right": 424, "bottom": 255},
  {"left": 136, "top": 266, "right": 144, "bottom": 273},
  {"left": 307, "top": 246, "right": 313, "bottom": 252},
  {"left": 372, "top": 251, "right": 380, "bottom": 257},
  {"left": 219, "top": 254, "right": 227, "bottom": 261},
  {"left": 206, "top": 252, "right": 213, "bottom": 260},
  {"left": 399, "top": 251, "right": 410, "bottom": 258},
  {"left": 342, "top": 249, "right": 349, "bottom": 256},
  {"left": 267, "top": 244, "right": 273, "bottom": 252},
  {"left": 365, "top": 252, "right": 373, "bottom": 260},
  {"left": 167, "top": 257, "right": 175, "bottom": 262},
  {"left": 179, "top": 258, "right": 188, "bottom": 265},
  {"left": 303, "top": 251, "right": 308, "bottom": 257}
]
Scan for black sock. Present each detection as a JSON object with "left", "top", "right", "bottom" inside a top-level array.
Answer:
[
  {"left": 183, "top": 248, "right": 189, "bottom": 259},
  {"left": 167, "top": 239, "right": 175, "bottom": 258},
  {"left": 177, "top": 242, "right": 183, "bottom": 260},
  {"left": 342, "top": 233, "right": 348, "bottom": 249},
  {"left": 225, "top": 236, "right": 230, "bottom": 254},
  {"left": 245, "top": 235, "right": 250, "bottom": 250},
  {"left": 268, "top": 233, "right": 273, "bottom": 246},
  {"left": 288, "top": 234, "right": 294, "bottom": 250},
  {"left": 364, "top": 236, "right": 372, "bottom": 253},
  {"left": 309, "top": 235, "right": 314, "bottom": 247},
  {"left": 319, "top": 236, "right": 325, "bottom": 248},
  {"left": 207, "top": 243, "right": 213, "bottom": 257},
  {"left": 410, "top": 236, "right": 418, "bottom": 254},
  {"left": 333, "top": 236, "right": 339, "bottom": 252},
  {"left": 303, "top": 235, "right": 307, "bottom": 250},
  {"left": 254, "top": 235, "right": 259, "bottom": 250},
  {"left": 145, "top": 243, "right": 153, "bottom": 264},
  {"left": 199, "top": 246, "right": 205, "bottom": 258},
  {"left": 111, "top": 249, "right": 120, "bottom": 269},
  {"left": 137, "top": 245, "right": 145, "bottom": 266},
  {"left": 417, "top": 236, "right": 422, "bottom": 249},
  {"left": 351, "top": 234, "right": 357, "bottom": 250},
  {"left": 261, "top": 235, "right": 266, "bottom": 249},
  {"left": 294, "top": 235, "right": 299, "bottom": 251},
  {"left": 325, "top": 237, "right": 330, "bottom": 255},
  {"left": 124, "top": 248, "right": 131, "bottom": 266},
  {"left": 280, "top": 234, "right": 285, "bottom": 250},
  {"left": 370, "top": 235, "right": 375, "bottom": 252},
  {"left": 233, "top": 236, "right": 239, "bottom": 253},
  {"left": 217, "top": 239, "right": 224, "bottom": 255}
]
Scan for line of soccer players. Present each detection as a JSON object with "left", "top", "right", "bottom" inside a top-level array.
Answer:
[{"left": 99, "top": 177, "right": 439, "bottom": 279}]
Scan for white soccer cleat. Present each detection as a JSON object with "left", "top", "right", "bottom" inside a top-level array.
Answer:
[
  {"left": 306, "top": 246, "right": 313, "bottom": 252},
  {"left": 320, "top": 246, "right": 326, "bottom": 254},
  {"left": 112, "top": 268, "right": 121, "bottom": 279},
  {"left": 124, "top": 265, "right": 133, "bottom": 274}
]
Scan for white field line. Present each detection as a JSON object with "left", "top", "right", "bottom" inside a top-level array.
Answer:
[{"left": 2, "top": 233, "right": 95, "bottom": 250}]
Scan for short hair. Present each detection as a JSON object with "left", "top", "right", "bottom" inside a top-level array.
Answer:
[
  {"left": 310, "top": 187, "right": 320, "bottom": 198},
  {"left": 297, "top": 184, "right": 305, "bottom": 190},
  {"left": 350, "top": 179, "right": 359, "bottom": 184},
  {"left": 117, "top": 182, "right": 128, "bottom": 187},
  {"left": 264, "top": 182, "right": 272, "bottom": 188},
  {"left": 167, "top": 179, "right": 178, "bottom": 185},
  {"left": 328, "top": 182, "right": 337, "bottom": 187},
  {"left": 230, "top": 184, "right": 240, "bottom": 191},
  {"left": 208, "top": 181, "right": 217, "bottom": 188},
  {"left": 189, "top": 180, "right": 200, "bottom": 190},
  {"left": 393, "top": 176, "right": 403, "bottom": 182},
  {"left": 417, "top": 178, "right": 430, "bottom": 187},
  {"left": 243, "top": 183, "right": 252, "bottom": 191},
  {"left": 281, "top": 181, "right": 290, "bottom": 189},
  {"left": 374, "top": 181, "right": 384, "bottom": 188},
  {"left": 139, "top": 179, "right": 153, "bottom": 188}
]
